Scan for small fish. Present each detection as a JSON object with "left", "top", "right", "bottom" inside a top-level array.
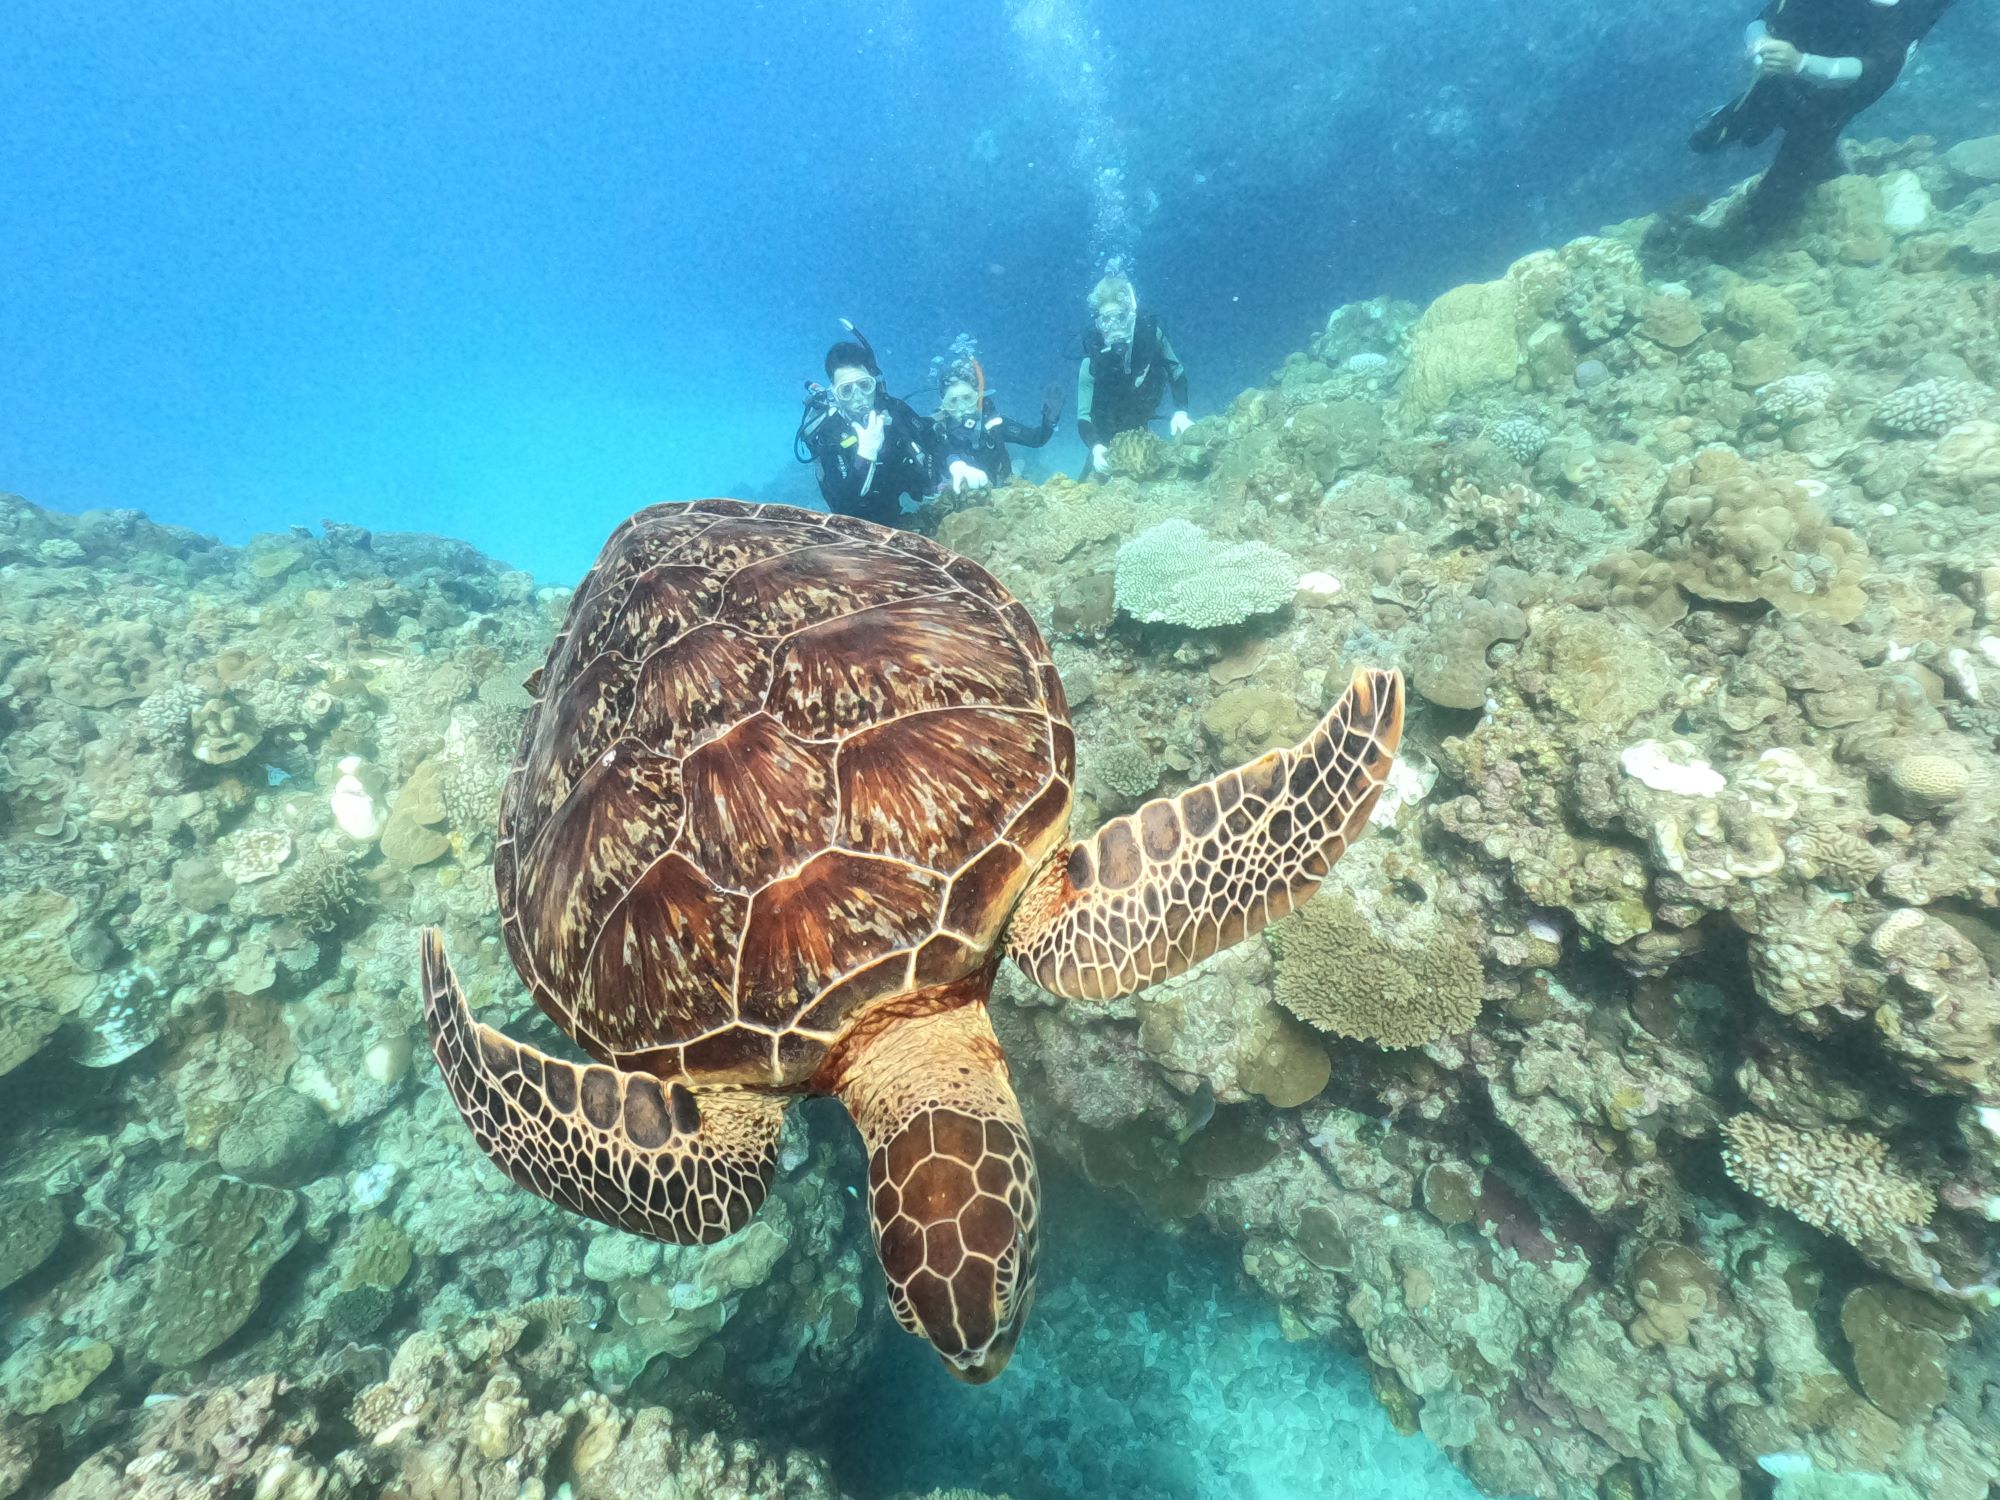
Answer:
[{"left": 264, "top": 765, "right": 292, "bottom": 787}]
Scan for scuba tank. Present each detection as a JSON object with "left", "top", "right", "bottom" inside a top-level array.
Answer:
[{"left": 795, "top": 380, "right": 835, "bottom": 463}]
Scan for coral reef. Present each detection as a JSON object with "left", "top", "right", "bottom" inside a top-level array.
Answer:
[{"left": 11, "top": 131, "right": 2000, "bottom": 1500}]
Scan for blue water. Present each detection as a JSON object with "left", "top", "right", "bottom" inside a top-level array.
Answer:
[
  {"left": 827, "top": 1164, "right": 1484, "bottom": 1500},
  {"left": 5, "top": 0, "right": 1988, "bottom": 585}
]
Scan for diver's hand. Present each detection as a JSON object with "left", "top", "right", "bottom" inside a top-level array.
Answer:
[
  {"left": 1169, "top": 410, "right": 1193, "bottom": 438},
  {"left": 947, "top": 459, "right": 990, "bottom": 494},
  {"left": 854, "top": 411, "right": 886, "bottom": 462},
  {"left": 1091, "top": 443, "right": 1111, "bottom": 475},
  {"left": 1752, "top": 38, "right": 1803, "bottom": 75},
  {"left": 1043, "top": 391, "right": 1063, "bottom": 428}
]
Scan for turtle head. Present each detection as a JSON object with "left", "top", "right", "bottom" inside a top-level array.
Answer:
[
  {"left": 870, "top": 1097, "right": 1039, "bottom": 1383},
  {"left": 835, "top": 1003, "right": 1040, "bottom": 1383}
]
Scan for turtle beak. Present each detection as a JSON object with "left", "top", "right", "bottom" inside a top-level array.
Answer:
[{"left": 945, "top": 1278, "right": 1034, "bottom": 1384}]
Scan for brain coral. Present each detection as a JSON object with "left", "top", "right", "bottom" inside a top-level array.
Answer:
[
  {"left": 1269, "top": 893, "right": 1484, "bottom": 1048},
  {"left": 1652, "top": 453, "right": 1867, "bottom": 624},
  {"left": 1393, "top": 277, "right": 1521, "bottom": 427},
  {"left": 1113, "top": 518, "right": 1302, "bottom": 629},
  {"left": 1720, "top": 1114, "right": 1935, "bottom": 1247}
]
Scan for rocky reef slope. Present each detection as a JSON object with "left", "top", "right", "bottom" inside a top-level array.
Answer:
[{"left": 5, "top": 132, "right": 2000, "bottom": 1499}]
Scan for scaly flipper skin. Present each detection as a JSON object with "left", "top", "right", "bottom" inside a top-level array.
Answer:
[
  {"left": 421, "top": 928, "right": 784, "bottom": 1244},
  {"left": 1007, "top": 667, "right": 1404, "bottom": 1001},
  {"left": 831, "top": 1001, "right": 1038, "bottom": 1383}
]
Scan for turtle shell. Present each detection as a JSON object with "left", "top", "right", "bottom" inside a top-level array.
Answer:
[{"left": 495, "top": 500, "right": 1075, "bottom": 1089}]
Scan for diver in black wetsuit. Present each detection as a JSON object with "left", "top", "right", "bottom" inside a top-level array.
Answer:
[
  {"left": 796, "top": 330, "right": 946, "bottom": 529},
  {"left": 930, "top": 363, "right": 1060, "bottom": 493},
  {"left": 1690, "top": 0, "right": 1955, "bottom": 241},
  {"left": 1076, "top": 276, "right": 1190, "bottom": 477}
]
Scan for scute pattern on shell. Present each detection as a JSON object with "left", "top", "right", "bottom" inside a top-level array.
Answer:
[{"left": 497, "top": 501, "right": 1074, "bottom": 1087}]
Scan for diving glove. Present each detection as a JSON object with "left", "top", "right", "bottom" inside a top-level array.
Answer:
[{"left": 854, "top": 411, "right": 886, "bottom": 463}]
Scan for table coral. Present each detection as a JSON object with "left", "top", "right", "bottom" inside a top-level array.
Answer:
[
  {"left": 1269, "top": 893, "right": 1484, "bottom": 1049},
  {"left": 1113, "top": 518, "right": 1302, "bottom": 628}
]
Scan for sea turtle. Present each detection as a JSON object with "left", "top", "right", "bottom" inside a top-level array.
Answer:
[{"left": 420, "top": 499, "right": 1402, "bottom": 1381}]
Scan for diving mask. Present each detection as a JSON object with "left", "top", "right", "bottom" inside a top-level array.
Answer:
[
  {"left": 1095, "top": 304, "right": 1136, "bottom": 345},
  {"left": 942, "top": 388, "right": 981, "bottom": 418},
  {"left": 832, "top": 373, "right": 878, "bottom": 417}
]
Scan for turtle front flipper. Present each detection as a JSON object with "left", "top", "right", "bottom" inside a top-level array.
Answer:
[
  {"left": 420, "top": 928, "right": 783, "bottom": 1245},
  {"left": 1007, "top": 666, "right": 1404, "bottom": 1001}
]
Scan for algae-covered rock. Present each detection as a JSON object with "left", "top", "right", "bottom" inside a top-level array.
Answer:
[
  {"left": 1137, "top": 944, "right": 1330, "bottom": 1108},
  {"left": 340, "top": 1214, "right": 414, "bottom": 1291},
  {"left": 0, "top": 1002, "right": 63, "bottom": 1080},
  {"left": 1201, "top": 686, "right": 1311, "bottom": 765},
  {"left": 1942, "top": 134, "right": 2000, "bottom": 183},
  {"left": 1, "top": 1337, "right": 114, "bottom": 1416},
  {"left": 0, "top": 1182, "right": 65, "bottom": 1292},
  {"left": 1528, "top": 608, "right": 1675, "bottom": 730},
  {"left": 1184, "top": 1108, "right": 1283, "bottom": 1178},
  {"left": 215, "top": 1087, "right": 335, "bottom": 1187},
  {"left": 1804, "top": 174, "right": 1891, "bottom": 264},
  {"left": 1954, "top": 201, "right": 2000, "bottom": 263},
  {"left": 1840, "top": 1284, "right": 1966, "bottom": 1423},
  {"left": 1408, "top": 595, "right": 1528, "bottom": 710},
  {"left": 143, "top": 1166, "right": 300, "bottom": 1368}
]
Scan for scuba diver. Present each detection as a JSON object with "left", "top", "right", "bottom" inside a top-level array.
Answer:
[
  {"left": 796, "top": 323, "right": 949, "bottom": 528},
  {"left": 1075, "top": 276, "right": 1190, "bottom": 477},
  {"left": 931, "top": 359, "right": 1061, "bottom": 493},
  {"left": 1687, "top": 0, "right": 1955, "bottom": 244}
]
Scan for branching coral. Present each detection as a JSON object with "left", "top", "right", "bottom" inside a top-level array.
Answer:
[
  {"left": 1719, "top": 1114, "right": 1934, "bottom": 1246},
  {"left": 259, "top": 846, "right": 361, "bottom": 933}
]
